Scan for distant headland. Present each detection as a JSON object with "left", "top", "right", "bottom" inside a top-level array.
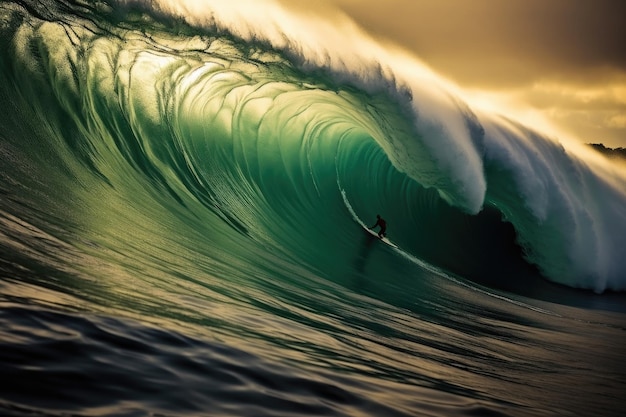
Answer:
[{"left": 587, "top": 143, "right": 626, "bottom": 160}]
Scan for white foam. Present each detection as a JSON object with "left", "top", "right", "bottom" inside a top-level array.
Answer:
[{"left": 480, "top": 114, "right": 626, "bottom": 291}]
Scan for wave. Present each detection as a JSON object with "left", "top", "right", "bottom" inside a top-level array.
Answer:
[{"left": 1, "top": 0, "right": 626, "bottom": 293}]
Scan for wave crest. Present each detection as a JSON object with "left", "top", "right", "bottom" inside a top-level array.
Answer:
[{"left": 3, "top": 0, "right": 626, "bottom": 292}]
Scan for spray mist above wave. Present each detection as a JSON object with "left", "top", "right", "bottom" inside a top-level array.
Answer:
[{"left": 6, "top": 0, "right": 626, "bottom": 292}]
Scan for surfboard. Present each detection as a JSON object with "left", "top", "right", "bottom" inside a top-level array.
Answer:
[{"left": 363, "top": 226, "right": 398, "bottom": 248}]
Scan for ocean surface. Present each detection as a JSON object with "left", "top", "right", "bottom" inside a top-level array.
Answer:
[{"left": 1, "top": 1, "right": 625, "bottom": 416}]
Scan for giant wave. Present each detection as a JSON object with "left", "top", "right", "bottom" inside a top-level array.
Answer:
[{"left": 1, "top": 0, "right": 626, "bottom": 295}]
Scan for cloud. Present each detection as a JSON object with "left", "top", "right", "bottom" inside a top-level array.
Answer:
[
  {"left": 607, "top": 114, "right": 626, "bottom": 129},
  {"left": 331, "top": 0, "right": 626, "bottom": 83}
]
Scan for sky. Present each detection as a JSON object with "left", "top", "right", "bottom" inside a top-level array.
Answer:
[{"left": 295, "top": 0, "right": 626, "bottom": 148}]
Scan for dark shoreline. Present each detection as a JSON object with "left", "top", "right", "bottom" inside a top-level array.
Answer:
[{"left": 587, "top": 143, "right": 626, "bottom": 160}]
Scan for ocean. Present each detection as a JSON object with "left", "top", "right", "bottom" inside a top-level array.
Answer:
[{"left": 1, "top": 1, "right": 625, "bottom": 416}]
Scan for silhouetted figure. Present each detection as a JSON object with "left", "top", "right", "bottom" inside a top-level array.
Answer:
[{"left": 369, "top": 214, "right": 387, "bottom": 239}]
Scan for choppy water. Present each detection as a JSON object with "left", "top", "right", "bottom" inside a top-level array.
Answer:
[{"left": 1, "top": 1, "right": 625, "bottom": 416}]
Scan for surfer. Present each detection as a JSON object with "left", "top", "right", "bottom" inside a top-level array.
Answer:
[{"left": 369, "top": 214, "right": 387, "bottom": 239}]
